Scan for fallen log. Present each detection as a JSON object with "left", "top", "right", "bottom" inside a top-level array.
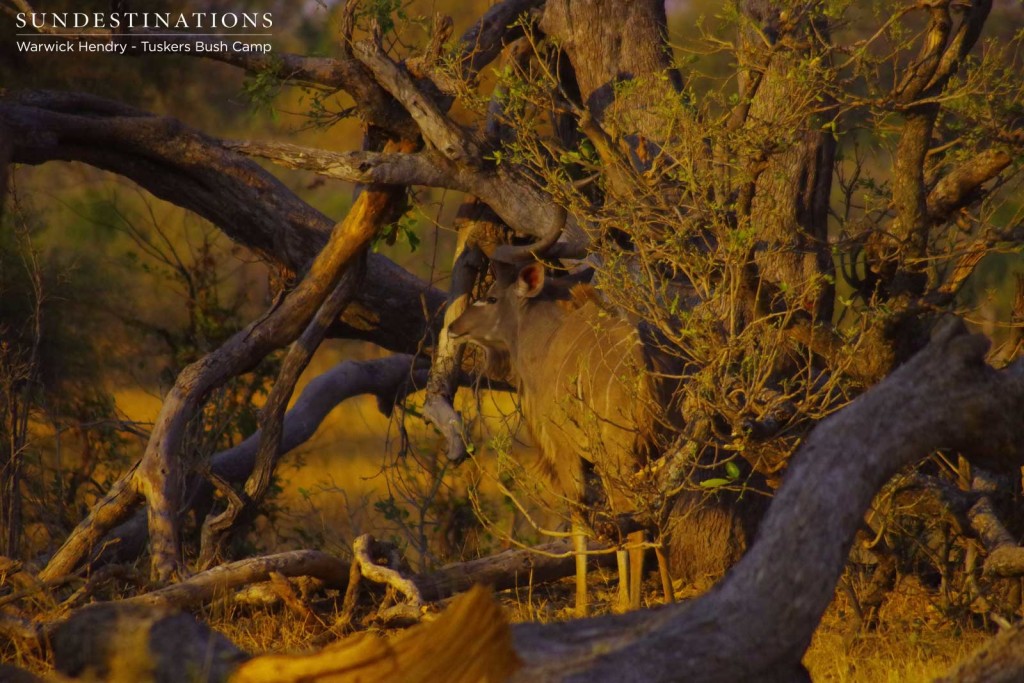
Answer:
[{"left": 122, "top": 550, "right": 349, "bottom": 610}]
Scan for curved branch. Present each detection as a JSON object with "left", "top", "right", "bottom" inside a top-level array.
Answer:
[
  {"left": 455, "top": 0, "right": 545, "bottom": 80},
  {"left": 925, "top": 0, "right": 994, "bottom": 94},
  {"left": 199, "top": 255, "right": 370, "bottom": 566},
  {"left": 0, "top": 90, "right": 445, "bottom": 355},
  {"left": 139, "top": 170, "right": 406, "bottom": 582},
  {"left": 206, "top": 355, "right": 429, "bottom": 485},
  {"left": 510, "top": 319, "right": 1024, "bottom": 682},
  {"left": 893, "top": 2, "right": 953, "bottom": 104},
  {"left": 43, "top": 152, "right": 408, "bottom": 583},
  {"left": 352, "top": 534, "right": 423, "bottom": 607}
]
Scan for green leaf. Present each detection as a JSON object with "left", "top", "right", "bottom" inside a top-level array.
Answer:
[{"left": 725, "top": 461, "right": 741, "bottom": 480}]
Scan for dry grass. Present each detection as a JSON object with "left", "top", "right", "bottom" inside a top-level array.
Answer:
[{"left": 804, "top": 577, "right": 992, "bottom": 682}]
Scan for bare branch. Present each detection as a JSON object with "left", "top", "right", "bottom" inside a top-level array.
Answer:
[
  {"left": 415, "top": 537, "right": 617, "bottom": 602},
  {"left": 965, "top": 470, "right": 1024, "bottom": 578},
  {"left": 204, "top": 356, "right": 427, "bottom": 485},
  {"left": 925, "top": 0, "right": 994, "bottom": 94},
  {"left": 353, "top": 39, "right": 480, "bottom": 164},
  {"left": 65, "top": 355, "right": 432, "bottom": 574},
  {"left": 456, "top": 0, "right": 545, "bottom": 78},
  {"left": 227, "top": 135, "right": 565, "bottom": 244},
  {"left": 0, "top": 90, "right": 445, "bottom": 355},
  {"left": 893, "top": 2, "right": 953, "bottom": 104},
  {"left": 352, "top": 534, "right": 423, "bottom": 607},
  {"left": 884, "top": 1, "right": 995, "bottom": 281},
  {"left": 225, "top": 140, "right": 457, "bottom": 188},
  {"left": 41, "top": 144, "right": 408, "bottom": 583},
  {"left": 38, "top": 474, "right": 141, "bottom": 583},
  {"left": 139, "top": 159, "right": 408, "bottom": 582},
  {"left": 200, "top": 260, "right": 368, "bottom": 565},
  {"left": 927, "top": 148, "right": 1012, "bottom": 222}
]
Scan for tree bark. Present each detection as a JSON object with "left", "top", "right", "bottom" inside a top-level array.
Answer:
[
  {"left": 938, "top": 622, "right": 1024, "bottom": 683},
  {"left": 873, "top": 1, "right": 993, "bottom": 294},
  {"left": 51, "top": 602, "right": 248, "bottom": 682},
  {"left": 739, "top": 3, "right": 837, "bottom": 318}
]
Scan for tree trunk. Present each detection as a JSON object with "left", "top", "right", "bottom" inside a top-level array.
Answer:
[
  {"left": 740, "top": 2, "right": 837, "bottom": 319},
  {"left": 540, "top": 0, "right": 677, "bottom": 133}
]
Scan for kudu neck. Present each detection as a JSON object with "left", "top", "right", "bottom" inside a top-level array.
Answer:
[{"left": 509, "top": 286, "right": 600, "bottom": 385}]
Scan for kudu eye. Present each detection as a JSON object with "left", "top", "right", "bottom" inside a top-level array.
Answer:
[{"left": 486, "top": 296, "right": 498, "bottom": 304}]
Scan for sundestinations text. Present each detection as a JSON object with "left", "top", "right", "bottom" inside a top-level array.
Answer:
[{"left": 15, "top": 12, "right": 273, "bottom": 30}]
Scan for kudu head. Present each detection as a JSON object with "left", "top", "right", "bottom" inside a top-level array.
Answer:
[
  {"left": 448, "top": 262, "right": 547, "bottom": 353},
  {"left": 450, "top": 207, "right": 588, "bottom": 355}
]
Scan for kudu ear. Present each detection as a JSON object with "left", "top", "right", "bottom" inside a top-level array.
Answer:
[{"left": 515, "top": 263, "right": 545, "bottom": 298}]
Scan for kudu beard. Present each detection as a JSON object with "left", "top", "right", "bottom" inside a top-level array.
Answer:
[{"left": 15, "top": 12, "right": 274, "bottom": 30}]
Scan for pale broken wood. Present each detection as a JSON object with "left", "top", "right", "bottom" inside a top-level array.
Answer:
[
  {"left": 351, "top": 534, "right": 423, "bottom": 608},
  {"left": 231, "top": 585, "right": 518, "bottom": 683}
]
